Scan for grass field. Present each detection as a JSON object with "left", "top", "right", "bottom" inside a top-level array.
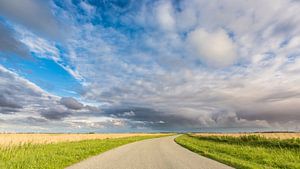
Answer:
[
  {"left": 0, "top": 133, "right": 165, "bottom": 146},
  {"left": 175, "top": 134, "right": 300, "bottom": 169},
  {"left": 0, "top": 134, "right": 167, "bottom": 169},
  {"left": 192, "top": 132, "right": 300, "bottom": 139}
]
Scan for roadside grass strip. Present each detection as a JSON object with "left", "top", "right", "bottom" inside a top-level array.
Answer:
[
  {"left": 175, "top": 134, "right": 300, "bottom": 169},
  {"left": 0, "top": 135, "right": 165, "bottom": 169}
]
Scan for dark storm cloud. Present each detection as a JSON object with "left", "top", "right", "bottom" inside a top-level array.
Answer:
[
  {"left": 0, "top": 107, "right": 20, "bottom": 114},
  {"left": 0, "top": 0, "right": 62, "bottom": 40},
  {"left": 237, "top": 109, "right": 300, "bottom": 123},
  {"left": 103, "top": 106, "right": 201, "bottom": 130},
  {"left": 85, "top": 105, "right": 101, "bottom": 112},
  {"left": 60, "top": 97, "right": 84, "bottom": 110},
  {"left": 26, "top": 116, "right": 48, "bottom": 124},
  {"left": 0, "top": 66, "right": 62, "bottom": 117},
  {"left": 0, "top": 22, "right": 29, "bottom": 57},
  {"left": 41, "top": 107, "right": 72, "bottom": 120},
  {"left": 0, "top": 116, "right": 49, "bottom": 128},
  {"left": 257, "top": 91, "right": 300, "bottom": 102},
  {"left": 0, "top": 66, "right": 44, "bottom": 113},
  {"left": 0, "top": 66, "right": 101, "bottom": 124},
  {"left": 0, "top": 95, "right": 22, "bottom": 109},
  {"left": 1, "top": 0, "right": 300, "bottom": 132},
  {"left": 10, "top": 116, "right": 49, "bottom": 126}
]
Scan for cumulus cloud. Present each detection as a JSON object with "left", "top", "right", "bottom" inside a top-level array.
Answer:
[
  {"left": 155, "top": 1, "right": 175, "bottom": 31},
  {"left": 80, "top": 1, "right": 95, "bottom": 15},
  {"left": 60, "top": 97, "right": 84, "bottom": 110},
  {"left": 187, "top": 28, "right": 237, "bottom": 67},
  {"left": 102, "top": 105, "right": 274, "bottom": 130},
  {"left": 0, "top": 65, "right": 50, "bottom": 114},
  {"left": 0, "top": 22, "right": 29, "bottom": 57},
  {"left": 41, "top": 106, "right": 71, "bottom": 120},
  {"left": 69, "top": 118, "right": 126, "bottom": 129},
  {"left": 0, "top": 0, "right": 62, "bottom": 39},
  {"left": 0, "top": 95, "right": 22, "bottom": 109},
  {"left": 0, "top": 65, "right": 100, "bottom": 131},
  {"left": 1, "top": 0, "right": 300, "bottom": 132},
  {"left": 36, "top": 0, "right": 300, "bottom": 131}
]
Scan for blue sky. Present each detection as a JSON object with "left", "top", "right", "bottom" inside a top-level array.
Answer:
[{"left": 0, "top": 0, "right": 300, "bottom": 132}]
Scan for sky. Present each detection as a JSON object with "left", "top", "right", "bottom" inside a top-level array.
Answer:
[{"left": 0, "top": 0, "right": 300, "bottom": 133}]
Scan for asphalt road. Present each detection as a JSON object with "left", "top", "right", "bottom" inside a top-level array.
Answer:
[{"left": 66, "top": 135, "right": 233, "bottom": 169}]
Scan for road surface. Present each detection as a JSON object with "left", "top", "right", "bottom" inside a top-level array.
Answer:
[{"left": 66, "top": 135, "right": 233, "bottom": 169}]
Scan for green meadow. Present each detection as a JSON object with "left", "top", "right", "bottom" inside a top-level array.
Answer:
[{"left": 175, "top": 134, "right": 300, "bottom": 169}]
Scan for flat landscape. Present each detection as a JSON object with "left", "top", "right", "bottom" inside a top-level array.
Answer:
[
  {"left": 1, "top": 0, "right": 300, "bottom": 169},
  {"left": 1, "top": 133, "right": 299, "bottom": 169},
  {"left": 0, "top": 133, "right": 166, "bottom": 146},
  {"left": 175, "top": 133, "right": 300, "bottom": 169},
  {"left": 67, "top": 135, "right": 232, "bottom": 169},
  {"left": 0, "top": 133, "right": 169, "bottom": 169},
  {"left": 192, "top": 132, "right": 300, "bottom": 139}
]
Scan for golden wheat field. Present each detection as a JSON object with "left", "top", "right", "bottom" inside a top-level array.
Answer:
[
  {"left": 192, "top": 132, "right": 300, "bottom": 139},
  {"left": 0, "top": 133, "right": 167, "bottom": 146}
]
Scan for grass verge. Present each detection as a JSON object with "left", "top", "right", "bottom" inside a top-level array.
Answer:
[
  {"left": 0, "top": 135, "right": 166, "bottom": 169},
  {"left": 175, "top": 134, "right": 300, "bottom": 169}
]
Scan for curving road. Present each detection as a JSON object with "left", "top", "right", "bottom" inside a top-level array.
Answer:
[{"left": 66, "top": 135, "right": 233, "bottom": 169}]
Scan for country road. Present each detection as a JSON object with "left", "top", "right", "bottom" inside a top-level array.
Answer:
[{"left": 66, "top": 135, "right": 233, "bottom": 169}]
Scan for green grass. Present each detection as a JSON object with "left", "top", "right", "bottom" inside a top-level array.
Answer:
[
  {"left": 175, "top": 134, "right": 300, "bottom": 169},
  {"left": 0, "top": 135, "right": 165, "bottom": 169}
]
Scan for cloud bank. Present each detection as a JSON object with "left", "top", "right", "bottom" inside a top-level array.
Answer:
[{"left": 0, "top": 0, "right": 300, "bottom": 132}]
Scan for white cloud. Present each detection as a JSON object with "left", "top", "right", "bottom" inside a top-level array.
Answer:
[
  {"left": 2, "top": 0, "right": 300, "bottom": 131},
  {"left": 44, "top": 0, "right": 300, "bottom": 131},
  {"left": 19, "top": 30, "right": 60, "bottom": 61},
  {"left": 0, "top": 64, "right": 59, "bottom": 118},
  {"left": 120, "top": 111, "right": 135, "bottom": 117},
  {"left": 155, "top": 1, "right": 175, "bottom": 31},
  {"left": 0, "top": 0, "right": 62, "bottom": 39},
  {"left": 0, "top": 65, "right": 101, "bottom": 132},
  {"left": 16, "top": 27, "right": 84, "bottom": 82},
  {"left": 187, "top": 28, "right": 237, "bottom": 67},
  {"left": 80, "top": 1, "right": 95, "bottom": 15},
  {"left": 175, "top": 4, "right": 197, "bottom": 31}
]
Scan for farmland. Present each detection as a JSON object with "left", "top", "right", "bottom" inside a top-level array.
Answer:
[
  {"left": 175, "top": 134, "right": 300, "bottom": 169},
  {"left": 192, "top": 132, "right": 300, "bottom": 139},
  {"left": 0, "top": 133, "right": 168, "bottom": 169},
  {"left": 0, "top": 133, "right": 165, "bottom": 146}
]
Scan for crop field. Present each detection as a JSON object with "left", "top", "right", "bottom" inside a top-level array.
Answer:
[
  {"left": 0, "top": 134, "right": 168, "bottom": 169},
  {"left": 175, "top": 134, "right": 300, "bottom": 169},
  {"left": 0, "top": 133, "right": 166, "bottom": 146}
]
